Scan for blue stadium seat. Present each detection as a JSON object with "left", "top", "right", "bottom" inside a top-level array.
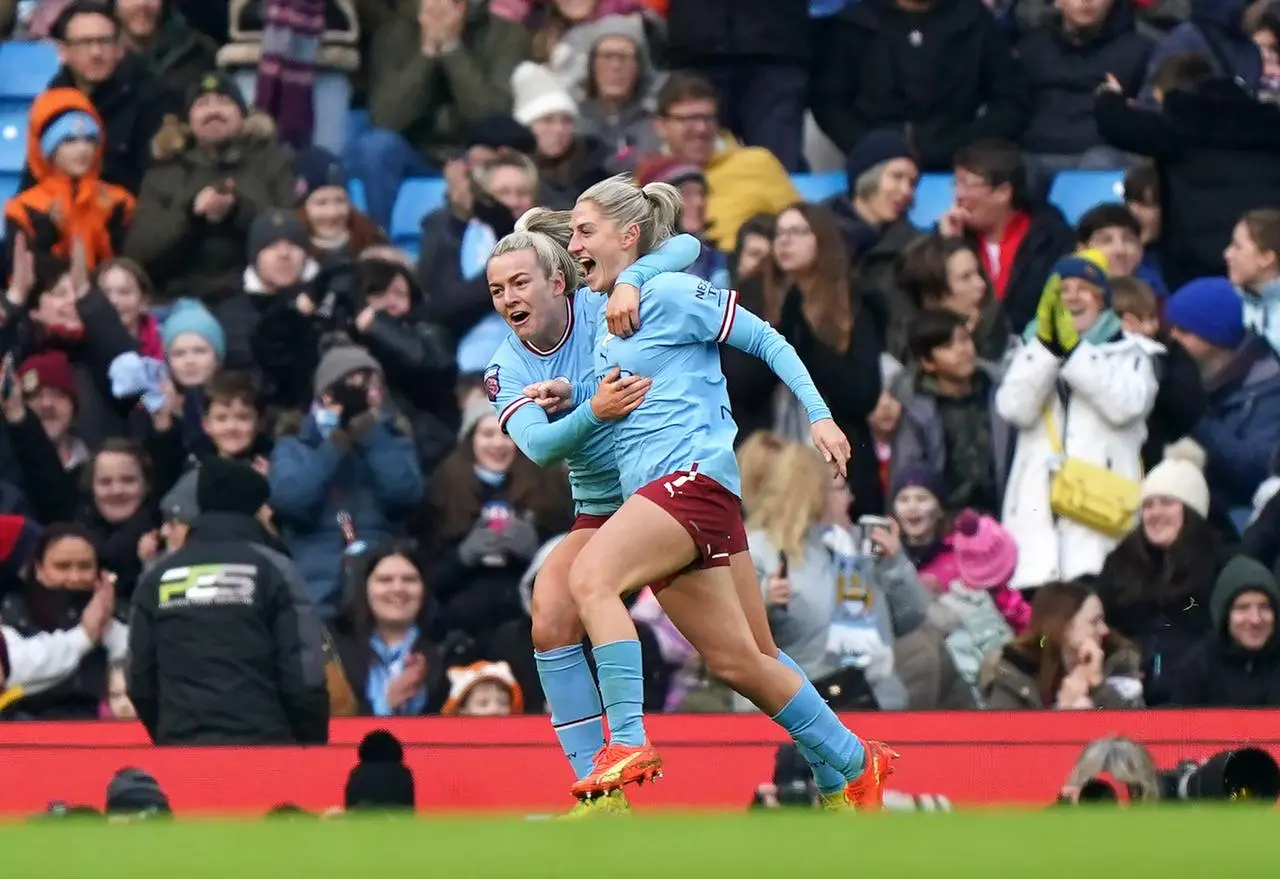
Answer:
[
  {"left": 347, "top": 109, "right": 371, "bottom": 148},
  {"left": 791, "top": 171, "right": 846, "bottom": 204},
  {"left": 390, "top": 177, "right": 447, "bottom": 249},
  {"left": 348, "top": 178, "right": 368, "bottom": 214},
  {"left": 0, "top": 172, "right": 19, "bottom": 234},
  {"left": 0, "top": 42, "right": 59, "bottom": 111},
  {"left": 0, "top": 114, "right": 26, "bottom": 174},
  {"left": 1048, "top": 170, "right": 1125, "bottom": 226},
  {"left": 909, "top": 173, "right": 955, "bottom": 229}
]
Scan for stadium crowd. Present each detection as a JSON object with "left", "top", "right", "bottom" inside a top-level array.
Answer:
[{"left": 0, "top": 0, "right": 1278, "bottom": 744}]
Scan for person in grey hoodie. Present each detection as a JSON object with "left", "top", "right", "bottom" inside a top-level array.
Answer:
[
  {"left": 563, "top": 14, "right": 663, "bottom": 174},
  {"left": 745, "top": 442, "right": 931, "bottom": 710}
]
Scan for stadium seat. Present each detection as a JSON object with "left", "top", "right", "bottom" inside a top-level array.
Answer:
[
  {"left": 909, "top": 173, "right": 955, "bottom": 229},
  {"left": 791, "top": 171, "right": 846, "bottom": 204},
  {"left": 0, "top": 113, "right": 26, "bottom": 174},
  {"left": 1048, "top": 170, "right": 1125, "bottom": 226},
  {"left": 0, "top": 42, "right": 59, "bottom": 111},
  {"left": 0, "top": 172, "right": 18, "bottom": 234},
  {"left": 389, "top": 177, "right": 447, "bottom": 249},
  {"left": 347, "top": 108, "right": 371, "bottom": 149},
  {"left": 348, "top": 178, "right": 368, "bottom": 214}
]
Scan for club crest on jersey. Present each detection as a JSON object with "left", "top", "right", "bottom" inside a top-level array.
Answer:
[{"left": 484, "top": 365, "right": 501, "bottom": 402}]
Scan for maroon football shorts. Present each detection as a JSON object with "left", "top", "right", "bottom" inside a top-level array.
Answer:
[{"left": 634, "top": 465, "right": 748, "bottom": 570}]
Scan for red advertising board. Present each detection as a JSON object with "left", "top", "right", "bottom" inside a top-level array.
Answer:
[{"left": 1, "top": 711, "right": 1277, "bottom": 814}]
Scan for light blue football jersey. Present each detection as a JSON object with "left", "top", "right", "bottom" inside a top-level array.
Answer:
[
  {"left": 485, "top": 235, "right": 703, "bottom": 515},
  {"left": 487, "top": 290, "right": 620, "bottom": 514},
  {"left": 591, "top": 273, "right": 831, "bottom": 499}
]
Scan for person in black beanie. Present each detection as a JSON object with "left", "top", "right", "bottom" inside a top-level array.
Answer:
[
  {"left": 128, "top": 458, "right": 330, "bottom": 746},
  {"left": 344, "top": 730, "right": 416, "bottom": 811},
  {"left": 123, "top": 65, "right": 295, "bottom": 302}
]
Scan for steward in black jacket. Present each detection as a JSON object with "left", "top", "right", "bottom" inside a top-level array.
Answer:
[{"left": 128, "top": 459, "right": 329, "bottom": 745}]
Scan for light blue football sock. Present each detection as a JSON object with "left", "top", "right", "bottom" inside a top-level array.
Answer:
[
  {"left": 772, "top": 666, "right": 866, "bottom": 781},
  {"left": 535, "top": 645, "right": 605, "bottom": 780},
  {"left": 592, "top": 639, "right": 646, "bottom": 747},
  {"left": 776, "top": 650, "right": 851, "bottom": 795}
]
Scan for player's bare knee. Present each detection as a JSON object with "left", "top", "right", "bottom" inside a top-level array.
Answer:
[
  {"left": 530, "top": 599, "right": 582, "bottom": 651},
  {"left": 702, "top": 647, "right": 757, "bottom": 691},
  {"left": 566, "top": 553, "right": 604, "bottom": 606}
]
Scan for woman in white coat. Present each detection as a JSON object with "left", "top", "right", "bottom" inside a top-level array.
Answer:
[{"left": 996, "top": 251, "right": 1162, "bottom": 589}]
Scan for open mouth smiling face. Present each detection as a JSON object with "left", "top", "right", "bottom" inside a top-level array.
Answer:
[{"left": 578, "top": 256, "right": 598, "bottom": 289}]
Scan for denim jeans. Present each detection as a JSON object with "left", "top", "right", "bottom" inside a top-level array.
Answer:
[
  {"left": 345, "top": 128, "right": 435, "bottom": 228},
  {"left": 231, "top": 69, "right": 353, "bottom": 156}
]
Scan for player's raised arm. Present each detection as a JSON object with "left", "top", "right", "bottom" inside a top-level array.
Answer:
[{"left": 647, "top": 274, "right": 851, "bottom": 474}]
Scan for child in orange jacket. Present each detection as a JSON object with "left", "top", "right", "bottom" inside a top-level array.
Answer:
[{"left": 3, "top": 88, "right": 134, "bottom": 272}]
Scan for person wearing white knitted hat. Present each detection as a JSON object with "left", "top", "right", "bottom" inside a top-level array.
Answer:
[
  {"left": 511, "top": 61, "right": 611, "bottom": 210},
  {"left": 1140, "top": 438, "right": 1211, "bottom": 522},
  {"left": 512, "top": 61, "right": 579, "bottom": 128}
]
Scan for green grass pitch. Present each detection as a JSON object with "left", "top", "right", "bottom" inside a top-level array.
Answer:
[{"left": 3, "top": 808, "right": 1273, "bottom": 878}]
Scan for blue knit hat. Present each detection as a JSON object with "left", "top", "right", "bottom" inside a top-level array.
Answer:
[
  {"left": 40, "top": 110, "right": 100, "bottom": 159},
  {"left": 161, "top": 298, "right": 226, "bottom": 360},
  {"left": 846, "top": 129, "right": 916, "bottom": 194},
  {"left": 1166, "top": 277, "right": 1246, "bottom": 350}
]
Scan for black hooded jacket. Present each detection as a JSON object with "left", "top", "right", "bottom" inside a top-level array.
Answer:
[
  {"left": 127, "top": 512, "right": 330, "bottom": 744},
  {"left": 1167, "top": 555, "right": 1280, "bottom": 707}
]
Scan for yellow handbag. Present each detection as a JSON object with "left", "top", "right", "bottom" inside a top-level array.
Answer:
[{"left": 1041, "top": 407, "right": 1140, "bottom": 539}]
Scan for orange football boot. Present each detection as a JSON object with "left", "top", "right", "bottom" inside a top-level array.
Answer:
[
  {"left": 569, "top": 741, "right": 664, "bottom": 798},
  {"left": 843, "top": 740, "right": 900, "bottom": 811}
]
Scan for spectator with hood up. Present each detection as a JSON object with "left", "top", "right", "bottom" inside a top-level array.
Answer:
[
  {"left": 1168, "top": 555, "right": 1280, "bottom": 707},
  {"left": 3, "top": 88, "right": 135, "bottom": 271},
  {"left": 269, "top": 346, "right": 424, "bottom": 619},
  {"left": 124, "top": 71, "right": 295, "bottom": 303},
  {"left": 569, "top": 14, "right": 662, "bottom": 173},
  {"left": 41, "top": 0, "right": 176, "bottom": 195},
  {"left": 129, "top": 458, "right": 330, "bottom": 745}
]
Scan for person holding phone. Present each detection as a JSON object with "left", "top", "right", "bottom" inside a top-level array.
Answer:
[
  {"left": 423, "top": 397, "right": 574, "bottom": 682},
  {"left": 268, "top": 345, "right": 425, "bottom": 621},
  {"left": 746, "top": 443, "right": 933, "bottom": 711}
]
